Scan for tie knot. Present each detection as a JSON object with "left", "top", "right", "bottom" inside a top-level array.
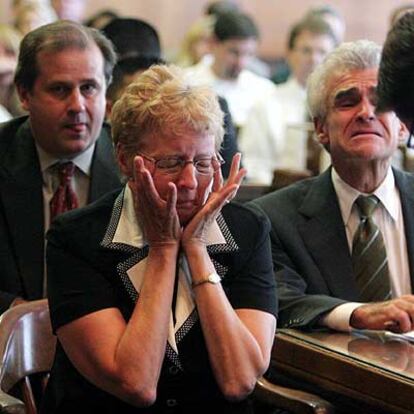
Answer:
[
  {"left": 355, "top": 195, "right": 379, "bottom": 218},
  {"left": 56, "top": 162, "right": 75, "bottom": 184}
]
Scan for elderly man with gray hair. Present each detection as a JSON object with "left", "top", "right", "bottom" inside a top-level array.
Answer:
[{"left": 250, "top": 39, "right": 414, "bottom": 333}]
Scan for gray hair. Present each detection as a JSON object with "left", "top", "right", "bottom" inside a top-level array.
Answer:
[{"left": 307, "top": 40, "right": 381, "bottom": 121}]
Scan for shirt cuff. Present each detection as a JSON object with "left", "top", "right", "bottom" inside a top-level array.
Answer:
[{"left": 320, "top": 302, "right": 363, "bottom": 332}]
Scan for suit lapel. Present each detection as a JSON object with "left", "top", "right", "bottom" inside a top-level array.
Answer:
[
  {"left": 298, "top": 170, "right": 357, "bottom": 300},
  {"left": 0, "top": 120, "right": 44, "bottom": 298},
  {"left": 88, "top": 125, "right": 121, "bottom": 202},
  {"left": 394, "top": 169, "right": 414, "bottom": 288}
]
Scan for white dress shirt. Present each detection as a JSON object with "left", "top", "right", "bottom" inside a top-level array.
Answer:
[
  {"left": 188, "top": 59, "right": 275, "bottom": 128},
  {"left": 321, "top": 167, "right": 411, "bottom": 331}
]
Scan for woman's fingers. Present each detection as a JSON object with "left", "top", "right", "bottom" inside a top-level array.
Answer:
[
  {"left": 212, "top": 166, "right": 223, "bottom": 193},
  {"left": 166, "top": 182, "right": 178, "bottom": 214},
  {"left": 227, "top": 153, "right": 242, "bottom": 183},
  {"left": 203, "top": 154, "right": 247, "bottom": 210},
  {"left": 133, "top": 156, "right": 162, "bottom": 206}
]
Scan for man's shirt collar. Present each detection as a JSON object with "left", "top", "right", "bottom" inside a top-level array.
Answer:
[
  {"left": 332, "top": 166, "right": 399, "bottom": 225},
  {"left": 36, "top": 141, "right": 96, "bottom": 176}
]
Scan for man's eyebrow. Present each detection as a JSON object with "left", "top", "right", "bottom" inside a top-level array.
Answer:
[{"left": 333, "top": 87, "right": 360, "bottom": 102}]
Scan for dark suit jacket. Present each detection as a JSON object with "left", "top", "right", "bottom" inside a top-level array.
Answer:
[
  {"left": 0, "top": 116, "right": 122, "bottom": 312},
  {"left": 218, "top": 96, "right": 239, "bottom": 178},
  {"left": 250, "top": 167, "right": 414, "bottom": 329}
]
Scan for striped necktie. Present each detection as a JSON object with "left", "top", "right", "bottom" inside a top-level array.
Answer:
[
  {"left": 352, "top": 195, "right": 391, "bottom": 302},
  {"left": 49, "top": 162, "right": 79, "bottom": 221}
]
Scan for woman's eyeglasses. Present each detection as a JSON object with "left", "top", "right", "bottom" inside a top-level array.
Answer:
[{"left": 137, "top": 153, "right": 225, "bottom": 175}]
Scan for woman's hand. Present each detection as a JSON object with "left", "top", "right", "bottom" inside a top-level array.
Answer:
[
  {"left": 181, "top": 153, "right": 246, "bottom": 249},
  {"left": 130, "top": 156, "right": 181, "bottom": 248}
]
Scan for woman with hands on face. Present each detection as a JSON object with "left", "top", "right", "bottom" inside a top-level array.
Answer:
[{"left": 43, "top": 64, "right": 277, "bottom": 414}]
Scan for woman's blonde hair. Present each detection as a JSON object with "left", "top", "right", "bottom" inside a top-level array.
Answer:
[
  {"left": 175, "top": 16, "right": 214, "bottom": 67},
  {"left": 111, "top": 64, "right": 224, "bottom": 156}
]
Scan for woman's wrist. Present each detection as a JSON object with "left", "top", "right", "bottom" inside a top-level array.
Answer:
[
  {"left": 183, "top": 243, "right": 216, "bottom": 282},
  {"left": 148, "top": 241, "right": 180, "bottom": 258},
  {"left": 181, "top": 240, "right": 207, "bottom": 256}
]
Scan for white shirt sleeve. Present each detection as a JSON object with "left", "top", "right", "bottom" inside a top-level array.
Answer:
[{"left": 319, "top": 302, "right": 363, "bottom": 332}]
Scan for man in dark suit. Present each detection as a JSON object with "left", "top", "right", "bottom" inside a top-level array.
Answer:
[
  {"left": 0, "top": 21, "right": 121, "bottom": 312},
  {"left": 251, "top": 40, "right": 414, "bottom": 333}
]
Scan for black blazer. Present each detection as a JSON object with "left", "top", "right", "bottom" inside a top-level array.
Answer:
[
  {"left": 0, "top": 116, "right": 122, "bottom": 312},
  {"left": 250, "top": 167, "right": 414, "bottom": 328},
  {"left": 42, "top": 189, "right": 276, "bottom": 413}
]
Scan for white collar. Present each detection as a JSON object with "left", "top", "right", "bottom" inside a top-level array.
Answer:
[
  {"left": 36, "top": 141, "right": 95, "bottom": 176},
  {"left": 193, "top": 57, "right": 254, "bottom": 86},
  {"left": 332, "top": 167, "right": 399, "bottom": 225},
  {"left": 112, "top": 185, "right": 226, "bottom": 247}
]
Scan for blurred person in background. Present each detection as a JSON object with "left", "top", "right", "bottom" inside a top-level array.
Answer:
[
  {"left": 205, "top": 0, "right": 270, "bottom": 78},
  {"left": 51, "top": 0, "right": 86, "bottom": 22},
  {"left": 205, "top": 0, "right": 240, "bottom": 16},
  {"left": 0, "top": 23, "right": 23, "bottom": 119},
  {"left": 14, "top": 1, "right": 57, "bottom": 36},
  {"left": 240, "top": 17, "right": 337, "bottom": 184},
  {"left": 305, "top": 4, "right": 346, "bottom": 44},
  {"left": 174, "top": 16, "right": 215, "bottom": 68},
  {"left": 84, "top": 9, "right": 119, "bottom": 30},
  {"left": 271, "top": 4, "right": 345, "bottom": 85},
  {"left": 101, "top": 17, "right": 161, "bottom": 61},
  {"left": 106, "top": 56, "right": 165, "bottom": 117},
  {"left": 11, "top": 0, "right": 52, "bottom": 18},
  {"left": 189, "top": 11, "right": 275, "bottom": 132},
  {"left": 102, "top": 17, "right": 163, "bottom": 115}
]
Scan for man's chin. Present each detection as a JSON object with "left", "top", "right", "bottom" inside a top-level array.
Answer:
[{"left": 53, "top": 138, "right": 94, "bottom": 158}]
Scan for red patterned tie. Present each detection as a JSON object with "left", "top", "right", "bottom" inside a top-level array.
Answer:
[{"left": 50, "top": 162, "right": 79, "bottom": 220}]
